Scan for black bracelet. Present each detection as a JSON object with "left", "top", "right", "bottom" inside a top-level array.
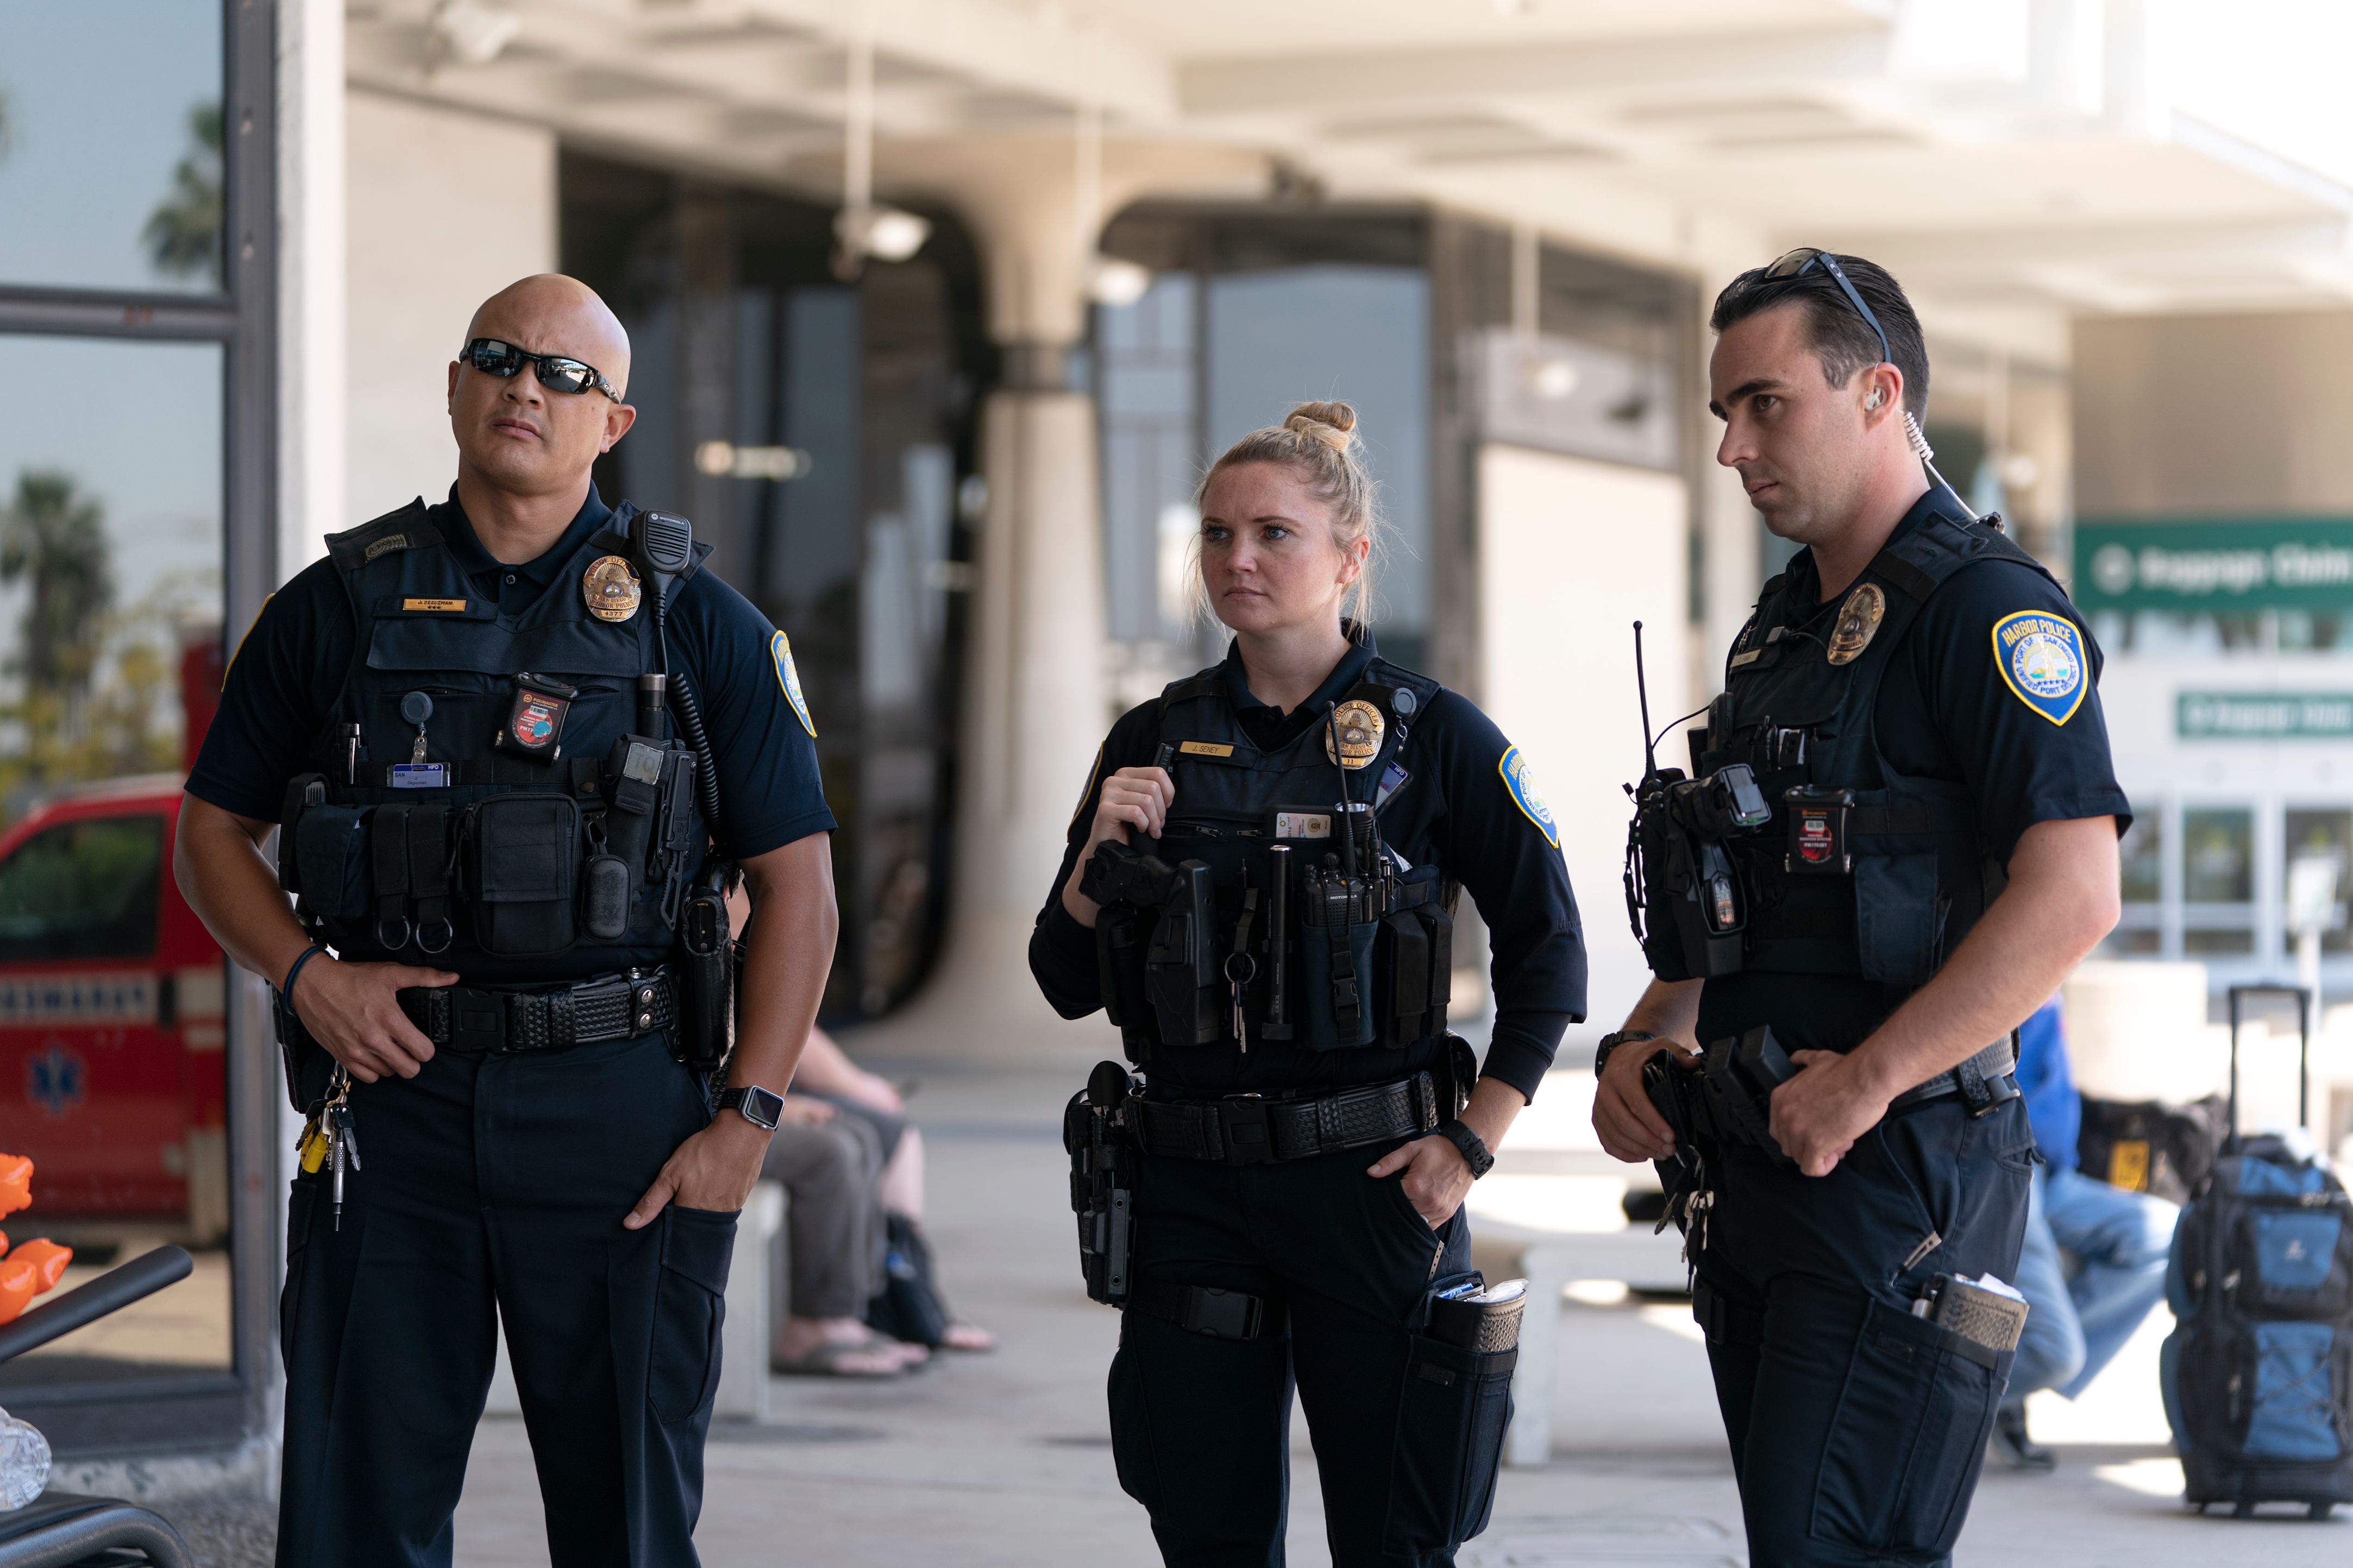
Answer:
[
  {"left": 1592, "top": 1029, "right": 1660, "bottom": 1081},
  {"left": 281, "top": 945, "right": 330, "bottom": 1008},
  {"left": 1436, "top": 1118, "right": 1495, "bottom": 1180}
]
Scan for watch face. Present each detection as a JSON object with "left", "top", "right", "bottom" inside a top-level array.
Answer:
[{"left": 734, "top": 1086, "right": 783, "bottom": 1130}]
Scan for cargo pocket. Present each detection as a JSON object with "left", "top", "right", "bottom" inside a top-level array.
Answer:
[
  {"left": 293, "top": 806, "right": 372, "bottom": 923},
  {"left": 470, "top": 794, "right": 580, "bottom": 955},
  {"left": 280, "top": 1180, "right": 317, "bottom": 1368},
  {"left": 1300, "top": 918, "right": 1380, "bottom": 1050},
  {"left": 1107, "top": 1330, "right": 1162, "bottom": 1512},
  {"left": 648, "top": 1205, "right": 737, "bottom": 1426},
  {"left": 1854, "top": 853, "right": 1945, "bottom": 986},
  {"left": 1811, "top": 1298, "right": 2005, "bottom": 1558},
  {"left": 1382, "top": 1334, "right": 1516, "bottom": 1556}
]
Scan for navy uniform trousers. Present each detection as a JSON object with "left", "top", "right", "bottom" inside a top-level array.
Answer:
[
  {"left": 277, "top": 1031, "right": 737, "bottom": 1568},
  {"left": 1109, "top": 1134, "right": 1495, "bottom": 1568},
  {"left": 1693, "top": 1094, "right": 2034, "bottom": 1568}
]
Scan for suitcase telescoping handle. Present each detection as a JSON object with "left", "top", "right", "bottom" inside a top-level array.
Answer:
[{"left": 2224, "top": 983, "right": 2313, "bottom": 1153}]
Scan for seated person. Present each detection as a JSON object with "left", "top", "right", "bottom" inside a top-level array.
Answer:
[
  {"left": 789, "top": 1029, "right": 995, "bottom": 1353},
  {"left": 1993, "top": 994, "right": 2180, "bottom": 1469},
  {"left": 760, "top": 1095, "right": 928, "bottom": 1377}
]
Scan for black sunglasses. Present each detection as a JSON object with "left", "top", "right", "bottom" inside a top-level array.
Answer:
[
  {"left": 1752, "top": 248, "right": 1892, "bottom": 367},
  {"left": 460, "top": 338, "right": 620, "bottom": 402}
]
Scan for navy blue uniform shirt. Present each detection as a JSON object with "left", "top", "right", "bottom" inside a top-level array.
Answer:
[
  {"left": 1030, "top": 632, "right": 1587, "bottom": 1100},
  {"left": 1696, "top": 493, "right": 2131, "bottom": 1050},
  {"left": 190, "top": 486, "right": 836, "bottom": 858}
]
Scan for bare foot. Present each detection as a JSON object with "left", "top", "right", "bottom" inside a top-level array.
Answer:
[{"left": 940, "top": 1322, "right": 997, "bottom": 1352}]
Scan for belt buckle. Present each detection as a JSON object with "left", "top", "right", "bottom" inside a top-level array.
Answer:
[
  {"left": 449, "top": 988, "right": 505, "bottom": 1054},
  {"left": 1180, "top": 1287, "right": 1262, "bottom": 1339},
  {"left": 1218, "top": 1096, "right": 1273, "bottom": 1166}
]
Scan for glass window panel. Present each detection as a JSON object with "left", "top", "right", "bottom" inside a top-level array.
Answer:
[
  {"left": 0, "top": 3, "right": 224, "bottom": 293},
  {"left": 2183, "top": 807, "right": 2255, "bottom": 904},
  {"left": 2282, "top": 809, "right": 2353, "bottom": 955},
  {"left": 2119, "top": 804, "right": 2163, "bottom": 905},
  {"left": 0, "top": 335, "right": 230, "bottom": 1388}
]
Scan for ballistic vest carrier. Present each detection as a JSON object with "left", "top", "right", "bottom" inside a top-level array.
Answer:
[
  {"left": 275, "top": 500, "right": 714, "bottom": 985},
  {"left": 1636, "top": 505, "right": 2075, "bottom": 992},
  {"left": 1089, "top": 656, "right": 1459, "bottom": 1066}
]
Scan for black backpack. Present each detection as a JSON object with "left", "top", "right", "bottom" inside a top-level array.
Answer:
[
  {"left": 2161, "top": 985, "right": 2353, "bottom": 1518},
  {"left": 2078, "top": 1093, "right": 2227, "bottom": 1204}
]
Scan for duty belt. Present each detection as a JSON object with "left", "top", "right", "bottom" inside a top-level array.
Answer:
[
  {"left": 1888, "top": 1038, "right": 2021, "bottom": 1117},
  {"left": 397, "top": 969, "right": 678, "bottom": 1055},
  {"left": 1134, "top": 1072, "right": 1442, "bottom": 1166}
]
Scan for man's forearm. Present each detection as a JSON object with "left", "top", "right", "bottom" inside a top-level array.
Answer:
[
  {"left": 729, "top": 836, "right": 839, "bottom": 1095},
  {"left": 1849, "top": 816, "right": 2119, "bottom": 1099},
  {"left": 174, "top": 795, "right": 311, "bottom": 989},
  {"left": 1622, "top": 978, "right": 1704, "bottom": 1050}
]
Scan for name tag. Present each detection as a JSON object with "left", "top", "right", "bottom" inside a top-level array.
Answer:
[
  {"left": 401, "top": 597, "right": 469, "bottom": 612},
  {"left": 390, "top": 764, "right": 448, "bottom": 788},
  {"left": 1177, "top": 741, "right": 1235, "bottom": 758}
]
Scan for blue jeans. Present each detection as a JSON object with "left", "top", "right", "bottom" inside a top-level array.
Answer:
[{"left": 2005, "top": 1163, "right": 2179, "bottom": 1406}]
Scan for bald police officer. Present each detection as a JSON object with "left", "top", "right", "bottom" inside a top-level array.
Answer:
[{"left": 177, "top": 275, "right": 839, "bottom": 1567}]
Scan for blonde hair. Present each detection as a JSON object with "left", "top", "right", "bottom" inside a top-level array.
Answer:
[{"left": 1190, "top": 400, "right": 1382, "bottom": 629}]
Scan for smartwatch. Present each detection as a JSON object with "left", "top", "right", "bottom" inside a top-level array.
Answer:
[
  {"left": 1436, "top": 1118, "right": 1495, "bottom": 1180},
  {"left": 1592, "top": 1029, "right": 1659, "bottom": 1081},
  {"left": 717, "top": 1085, "right": 784, "bottom": 1131}
]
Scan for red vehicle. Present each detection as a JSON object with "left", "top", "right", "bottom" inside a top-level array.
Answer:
[{"left": 0, "top": 773, "right": 228, "bottom": 1244}]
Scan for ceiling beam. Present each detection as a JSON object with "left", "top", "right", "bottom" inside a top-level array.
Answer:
[{"left": 1178, "top": 25, "right": 1893, "bottom": 116}]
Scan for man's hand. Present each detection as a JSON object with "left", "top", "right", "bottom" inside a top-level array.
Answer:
[
  {"left": 1367, "top": 1135, "right": 1474, "bottom": 1229},
  {"left": 624, "top": 1114, "right": 769, "bottom": 1228},
  {"left": 1592, "top": 1037, "right": 1695, "bottom": 1163},
  {"left": 290, "top": 956, "right": 457, "bottom": 1083},
  {"left": 1768, "top": 1049, "right": 1894, "bottom": 1177}
]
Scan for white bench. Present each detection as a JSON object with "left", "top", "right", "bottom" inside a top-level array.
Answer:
[
  {"left": 1502, "top": 1224, "right": 1691, "bottom": 1467},
  {"left": 485, "top": 1180, "right": 787, "bottom": 1423}
]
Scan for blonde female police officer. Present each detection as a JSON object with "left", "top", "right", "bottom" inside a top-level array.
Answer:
[{"left": 1031, "top": 402, "right": 1586, "bottom": 1566}]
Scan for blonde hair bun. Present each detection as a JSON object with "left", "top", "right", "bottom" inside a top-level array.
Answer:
[{"left": 1283, "top": 401, "right": 1358, "bottom": 450}]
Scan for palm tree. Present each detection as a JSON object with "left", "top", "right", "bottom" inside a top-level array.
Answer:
[
  {"left": 1, "top": 471, "right": 114, "bottom": 704},
  {"left": 144, "top": 102, "right": 223, "bottom": 287}
]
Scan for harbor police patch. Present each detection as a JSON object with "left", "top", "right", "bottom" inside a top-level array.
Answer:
[
  {"left": 771, "top": 630, "right": 816, "bottom": 736},
  {"left": 1992, "top": 610, "right": 2087, "bottom": 726},
  {"left": 1497, "top": 746, "right": 1559, "bottom": 848}
]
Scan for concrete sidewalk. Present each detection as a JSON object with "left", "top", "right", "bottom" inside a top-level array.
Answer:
[{"left": 441, "top": 1056, "right": 2347, "bottom": 1567}]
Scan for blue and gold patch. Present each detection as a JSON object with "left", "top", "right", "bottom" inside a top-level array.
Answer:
[
  {"left": 771, "top": 630, "right": 816, "bottom": 736},
  {"left": 1992, "top": 610, "right": 2087, "bottom": 727},
  {"left": 1497, "top": 745, "right": 1558, "bottom": 848}
]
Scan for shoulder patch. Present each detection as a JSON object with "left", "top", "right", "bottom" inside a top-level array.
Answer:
[
  {"left": 223, "top": 592, "right": 273, "bottom": 688},
  {"left": 1497, "top": 745, "right": 1559, "bottom": 848},
  {"left": 1991, "top": 610, "right": 2087, "bottom": 726},
  {"left": 770, "top": 631, "right": 815, "bottom": 736}
]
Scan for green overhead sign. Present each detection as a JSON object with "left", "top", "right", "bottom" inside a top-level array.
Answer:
[
  {"left": 2075, "top": 518, "right": 2353, "bottom": 613},
  {"left": 2179, "top": 691, "right": 2353, "bottom": 740}
]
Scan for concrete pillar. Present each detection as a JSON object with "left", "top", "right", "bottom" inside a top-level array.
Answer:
[
  {"left": 859, "top": 137, "right": 1259, "bottom": 1054},
  {"left": 278, "top": 0, "right": 345, "bottom": 584}
]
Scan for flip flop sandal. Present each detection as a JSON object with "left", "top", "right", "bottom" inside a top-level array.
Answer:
[
  {"left": 939, "top": 1322, "right": 997, "bottom": 1353},
  {"left": 770, "top": 1338, "right": 907, "bottom": 1378}
]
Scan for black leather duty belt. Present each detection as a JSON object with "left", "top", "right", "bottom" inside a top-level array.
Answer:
[
  {"left": 1134, "top": 1072, "right": 1442, "bottom": 1166},
  {"left": 397, "top": 969, "right": 678, "bottom": 1055},
  {"left": 1887, "top": 1037, "right": 2021, "bottom": 1117}
]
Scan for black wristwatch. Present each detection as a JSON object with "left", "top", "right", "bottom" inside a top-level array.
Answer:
[
  {"left": 1592, "top": 1029, "right": 1659, "bottom": 1081},
  {"left": 717, "top": 1085, "right": 784, "bottom": 1131},
  {"left": 1436, "top": 1118, "right": 1495, "bottom": 1180}
]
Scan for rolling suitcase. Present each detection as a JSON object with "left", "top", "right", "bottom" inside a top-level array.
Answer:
[{"left": 2161, "top": 984, "right": 2353, "bottom": 1518}]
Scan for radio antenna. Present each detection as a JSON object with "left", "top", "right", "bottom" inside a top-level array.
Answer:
[{"left": 1633, "top": 621, "right": 1659, "bottom": 779}]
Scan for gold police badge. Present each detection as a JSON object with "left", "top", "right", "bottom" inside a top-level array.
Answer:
[
  {"left": 1825, "top": 582, "right": 1885, "bottom": 666},
  {"left": 1323, "top": 698, "right": 1385, "bottom": 770},
  {"left": 582, "top": 555, "right": 642, "bottom": 624}
]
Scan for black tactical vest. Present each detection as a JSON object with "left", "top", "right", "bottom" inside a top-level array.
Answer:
[
  {"left": 1655, "top": 508, "right": 2074, "bottom": 992},
  {"left": 276, "top": 500, "right": 714, "bottom": 985},
  {"left": 1093, "top": 657, "right": 1459, "bottom": 1067}
]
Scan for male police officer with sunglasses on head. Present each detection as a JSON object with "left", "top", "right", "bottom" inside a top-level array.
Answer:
[
  {"left": 1592, "top": 252, "right": 2128, "bottom": 1567},
  {"left": 175, "top": 274, "right": 839, "bottom": 1567}
]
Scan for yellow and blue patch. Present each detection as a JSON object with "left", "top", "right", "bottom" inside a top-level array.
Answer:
[
  {"left": 1992, "top": 610, "right": 2087, "bottom": 727},
  {"left": 771, "top": 630, "right": 815, "bottom": 736},
  {"left": 1498, "top": 745, "right": 1558, "bottom": 848}
]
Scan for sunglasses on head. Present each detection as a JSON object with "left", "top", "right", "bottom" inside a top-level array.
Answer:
[
  {"left": 460, "top": 338, "right": 620, "bottom": 402},
  {"left": 1754, "top": 248, "right": 1892, "bottom": 368}
]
